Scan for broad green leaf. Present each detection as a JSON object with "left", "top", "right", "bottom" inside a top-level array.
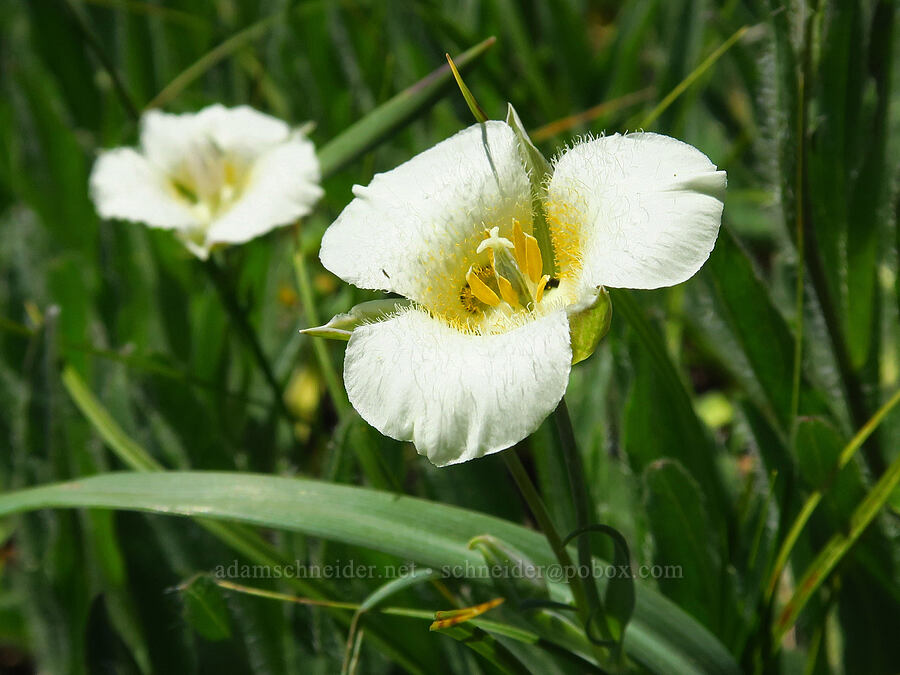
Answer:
[
  {"left": 705, "top": 227, "right": 829, "bottom": 430},
  {"left": 642, "top": 460, "right": 733, "bottom": 640},
  {"left": 468, "top": 535, "right": 549, "bottom": 604},
  {"left": 615, "top": 289, "right": 729, "bottom": 520},
  {"left": 845, "top": 0, "right": 894, "bottom": 369},
  {"left": 0, "top": 472, "right": 740, "bottom": 675}
]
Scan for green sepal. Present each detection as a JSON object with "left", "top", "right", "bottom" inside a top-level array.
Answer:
[
  {"left": 300, "top": 298, "right": 412, "bottom": 341},
  {"left": 505, "top": 103, "right": 557, "bottom": 276},
  {"left": 446, "top": 52, "right": 489, "bottom": 123},
  {"left": 468, "top": 534, "right": 550, "bottom": 605},
  {"left": 569, "top": 288, "right": 612, "bottom": 364}
]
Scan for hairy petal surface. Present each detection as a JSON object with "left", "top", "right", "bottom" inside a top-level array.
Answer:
[
  {"left": 343, "top": 307, "right": 572, "bottom": 466},
  {"left": 89, "top": 148, "right": 199, "bottom": 229},
  {"left": 547, "top": 132, "right": 726, "bottom": 291},
  {"left": 320, "top": 121, "right": 533, "bottom": 318}
]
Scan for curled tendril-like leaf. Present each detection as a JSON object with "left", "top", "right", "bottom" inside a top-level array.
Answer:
[{"left": 563, "top": 524, "right": 635, "bottom": 655}]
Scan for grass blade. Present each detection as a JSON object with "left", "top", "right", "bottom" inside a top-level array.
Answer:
[
  {"left": 0, "top": 471, "right": 740, "bottom": 675},
  {"left": 316, "top": 37, "right": 496, "bottom": 178},
  {"left": 638, "top": 25, "right": 749, "bottom": 129},
  {"left": 766, "top": 387, "right": 900, "bottom": 599},
  {"left": 774, "top": 430, "right": 900, "bottom": 643}
]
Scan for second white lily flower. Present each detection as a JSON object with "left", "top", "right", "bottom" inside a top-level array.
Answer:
[
  {"left": 319, "top": 119, "right": 726, "bottom": 466},
  {"left": 90, "top": 104, "right": 324, "bottom": 259}
]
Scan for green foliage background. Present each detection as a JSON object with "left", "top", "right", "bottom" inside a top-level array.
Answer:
[{"left": 0, "top": 0, "right": 899, "bottom": 673}]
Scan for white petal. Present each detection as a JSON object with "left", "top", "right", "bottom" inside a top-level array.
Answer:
[
  {"left": 320, "top": 121, "right": 533, "bottom": 315},
  {"left": 206, "top": 134, "right": 324, "bottom": 246},
  {"left": 89, "top": 148, "right": 199, "bottom": 229},
  {"left": 547, "top": 132, "right": 726, "bottom": 290},
  {"left": 140, "top": 105, "right": 290, "bottom": 171},
  {"left": 139, "top": 109, "right": 204, "bottom": 173},
  {"left": 344, "top": 307, "right": 572, "bottom": 466},
  {"left": 194, "top": 104, "right": 291, "bottom": 158}
]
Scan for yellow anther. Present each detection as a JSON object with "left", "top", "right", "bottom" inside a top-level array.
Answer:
[
  {"left": 224, "top": 161, "right": 238, "bottom": 185},
  {"left": 535, "top": 275, "right": 551, "bottom": 303},
  {"left": 524, "top": 233, "right": 543, "bottom": 283},
  {"left": 466, "top": 266, "right": 501, "bottom": 307},
  {"left": 496, "top": 275, "right": 519, "bottom": 307},
  {"left": 512, "top": 220, "right": 527, "bottom": 270}
]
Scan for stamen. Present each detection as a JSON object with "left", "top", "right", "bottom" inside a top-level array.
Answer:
[
  {"left": 224, "top": 162, "right": 238, "bottom": 186},
  {"left": 510, "top": 221, "right": 543, "bottom": 284},
  {"left": 466, "top": 266, "right": 501, "bottom": 307},
  {"left": 524, "top": 233, "right": 543, "bottom": 283},
  {"left": 512, "top": 220, "right": 527, "bottom": 271},
  {"left": 496, "top": 275, "right": 519, "bottom": 307},
  {"left": 535, "top": 274, "right": 551, "bottom": 303}
]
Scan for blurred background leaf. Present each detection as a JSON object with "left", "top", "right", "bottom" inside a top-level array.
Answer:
[{"left": 1, "top": 0, "right": 899, "bottom": 673}]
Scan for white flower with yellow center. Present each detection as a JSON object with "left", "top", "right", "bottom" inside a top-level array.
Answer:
[
  {"left": 318, "top": 119, "right": 725, "bottom": 466},
  {"left": 90, "top": 104, "right": 323, "bottom": 259}
]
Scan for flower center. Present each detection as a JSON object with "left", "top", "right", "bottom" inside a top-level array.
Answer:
[
  {"left": 169, "top": 137, "right": 249, "bottom": 223},
  {"left": 459, "top": 222, "right": 551, "bottom": 317}
]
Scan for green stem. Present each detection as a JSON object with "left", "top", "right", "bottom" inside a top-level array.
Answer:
[
  {"left": 788, "top": 0, "right": 883, "bottom": 476},
  {"left": 789, "top": 42, "right": 806, "bottom": 430},
  {"left": 292, "top": 239, "right": 398, "bottom": 492},
  {"left": 292, "top": 248, "right": 349, "bottom": 417},
  {"left": 552, "top": 399, "right": 612, "bottom": 645},
  {"left": 203, "top": 257, "right": 292, "bottom": 425},
  {"left": 501, "top": 450, "right": 589, "bottom": 625}
]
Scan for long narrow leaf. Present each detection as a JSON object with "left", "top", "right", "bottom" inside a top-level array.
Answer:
[
  {"left": 774, "top": 443, "right": 900, "bottom": 642},
  {"left": 316, "top": 37, "right": 496, "bottom": 178},
  {"left": 0, "top": 472, "right": 740, "bottom": 675}
]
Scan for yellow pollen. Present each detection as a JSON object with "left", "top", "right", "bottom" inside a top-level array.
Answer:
[
  {"left": 466, "top": 266, "right": 501, "bottom": 307},
  {"left": 535, "top": 274, "right": 551, "bottom": 303}
]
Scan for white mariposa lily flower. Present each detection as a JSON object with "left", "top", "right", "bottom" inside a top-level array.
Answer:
[
  {"left": 319, "top": 121, "right": 725, "bottom": 466},
  {"left": 90, "top": 104, "right": 324, "bottom": 259}
]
